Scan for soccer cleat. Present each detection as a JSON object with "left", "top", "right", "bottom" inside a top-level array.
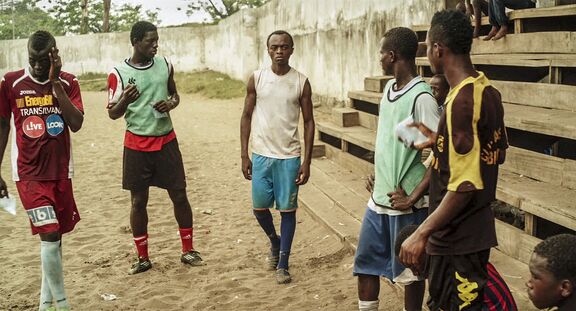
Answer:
[
  {"left": 276, "top": 268, "right": 292, "bottom": 284},
  {"left": 129, "top": 257, "right": 152, "bottom": 275},
  {"left": 181, "top": 250, "right": 205, "bottom": 266},
  {"left": 268, "top": 247, "right": 280, "bottom": 270}
]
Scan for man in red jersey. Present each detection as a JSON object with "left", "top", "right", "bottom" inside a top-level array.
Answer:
[{"left": 0, "top": 30, "right": 84, "bottom": 311}]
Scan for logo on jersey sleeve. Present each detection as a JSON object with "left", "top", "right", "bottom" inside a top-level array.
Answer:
[
  {"left": 22, "top": 116, "right": 45, "bottom": 138},
  {"left": 46, "top": 114, "right": 64, "bottom": 136}
]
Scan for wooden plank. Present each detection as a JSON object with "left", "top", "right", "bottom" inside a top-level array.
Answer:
[
  {"left": 309, "top": 164, "right": 367, "bottom": 222},
  {"left": 411, "top": 24, "right": 429, "bottom": 33},
  {"left": 323, "top": 144, "right": 374, "bottom": 176},
  {"left": 417, "top": 55, "right": 552, "bottom": 67},
  {"left": 357, "top": 111, "right": 378, "bottom": 131},
  {"left": 563, "top": 159, "right": 576, "bottom": 189},
  {"left": 524, "top": 213, "right": 537, "bottom": 236},
  {"left": 501, "top": 146, "right": 564, "bottom": 186},
  {"left": 312, "top": 143, "right": 326, "bottom": 158},
  {"left": 343, "top": 130, "right": 376, "bottom": 152},
  {"left": 298, "top": 182, "right": 361, "bottom": 250},
  {"left": 348, "top": 90, "right": 382, "bottom": 105},
  {"left": 509, "top": 4, "right": 576, "bottom": 19},
  {"left": 317, "top": 121, "right": 344, "bottom": 138},
  {"left": 491, "top": 80, "right": 576, "bottom": 111},
  {"left": 498, "top": 169, "right": 576, "bottom": 231},
  {"left": 471, "top": 32, "right": 576, "bottom": 54},
  {"left": 364, "top": 76, "right": 392, "bottom": 93},
  {"left": 495, "top": 219, "right": 541, "bottom": 264},
  {"left": 331, "top": 107, "right": 359, "bottom": 127},
  {"left": 504, "top": 102, "right": 576, "bottom": 140}
]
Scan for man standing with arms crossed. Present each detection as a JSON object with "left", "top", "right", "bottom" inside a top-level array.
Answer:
[
  {"left": 0, "top": 30, "right": 84, "bottom": 311},
  {"left": 107, "top": 21, "right": 203, "bottom": 275},
  {"left": 400, "top": 10, "right": 508, "bottom": 311},
  {"left": 240, "top": 30, "right": 315, "bottom": 284},
  {"left": 353, "top": 27, "right": 440, "bottom": 311}
]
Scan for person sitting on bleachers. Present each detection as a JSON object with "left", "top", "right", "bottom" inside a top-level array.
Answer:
[
  {"left": 527, "top": 234, "right": 576, "bottom": 311},
  {"left": 484, "top": 0, "right": 536, "bottom": 41},
  {"left": 457, "top": 0, "right": 490, "bottom": 38}
]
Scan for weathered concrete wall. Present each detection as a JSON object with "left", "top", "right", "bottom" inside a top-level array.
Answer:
[{"left": 0, "top": 0, "right": 444, "bottom": 104}]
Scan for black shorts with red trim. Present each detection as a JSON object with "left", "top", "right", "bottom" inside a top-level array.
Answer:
[
  {"left": 426, "top": 249, "right": 490, "bottom": 311},
  {"left": 122, "top": 138, "right": 186, "bottom": 191}
]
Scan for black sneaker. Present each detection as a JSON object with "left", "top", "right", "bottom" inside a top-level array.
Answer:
[
  {"left": 276, "top": 268, "right": 292, "bottom": 284},
  {"left": 129, "top": 257, "right": 152, "bottom": 275},
  {"left": 181, "top": 250, "right": 205, "bottom": 266}
]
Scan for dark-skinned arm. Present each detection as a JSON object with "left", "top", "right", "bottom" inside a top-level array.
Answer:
[
  {"left": 240, "top": 74, "right": 256, "bottom": 180},
  {"left": 49, "top": 48, "right": 83, "bottom": 132},
  {"left": 399, "top": 190, "right": 474, "bottom": 274},
  {"left": 296, "top": 80, "right": 315, "bottom": 185},
  {"left": 154, "top": 62, "right": 179, "bottom": 113},
  {"left": 387, "top": 165, "right": 432, "bottom": 210}
]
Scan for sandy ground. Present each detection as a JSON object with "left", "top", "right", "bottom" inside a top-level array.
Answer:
[{"left": 0, "top": 92, "right": 402, "bottom": 311}]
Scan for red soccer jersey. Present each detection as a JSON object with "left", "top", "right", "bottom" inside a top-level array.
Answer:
[{"left": 0, "top": 68, "right": 84, "bottom": 181}]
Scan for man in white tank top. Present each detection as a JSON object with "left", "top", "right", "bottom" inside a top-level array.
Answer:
[{"left": 240, "top": 30, "right": 315, "bottom": 284}]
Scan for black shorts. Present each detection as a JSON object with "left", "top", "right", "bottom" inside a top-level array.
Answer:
[
  {"left": 122, "top": 139, "right": 186, "bottom": 191},
  {"left": 426, "top": 250, "right": 490, "bottom": 311}
]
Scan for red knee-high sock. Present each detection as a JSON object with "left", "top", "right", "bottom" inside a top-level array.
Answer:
[
  {"left": 133, "top": 234, "right": 149, "bottom": 259},
  {"left": 179, "top": 228, "right": 194, "bottom": 253}
]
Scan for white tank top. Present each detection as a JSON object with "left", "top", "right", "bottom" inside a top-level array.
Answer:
[{"left": 251, "top": 67, "right": 307, "bottom": 159}]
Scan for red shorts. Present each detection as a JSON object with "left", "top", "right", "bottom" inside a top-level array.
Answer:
[{"left": 16, "top": 179, "right": 80, "bottom": 235}]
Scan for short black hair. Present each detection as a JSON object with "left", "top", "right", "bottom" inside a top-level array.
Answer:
[
  {"left": 432, "top": 74, "right": 450, "bottom": 90},
  {"left": 534, "top": 234, "right": 576, "bottom": 282},
  {"left": 429, "top": 10, "right": 473, "bottom": 55},
  {"left": 382, "top": 27, "right": 419, "bottom": 60},
  {"left": 130, "top": 21, "right": 157, "bottom": 45},
  {"left": 394, "top": 224, "right": 419, "bottom": 257},
  {"left": 266, "top": 30, "right": 294, "bottom": 48},
  {"left": 28, "top": 30, "right": 55, "bottom": 52}
]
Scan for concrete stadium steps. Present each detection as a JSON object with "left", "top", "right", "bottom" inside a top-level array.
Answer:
[
  {"left": 416, "top": 54, "right": 576, "bottom": 85},
  {"left": 299, "top": 155, "right": 538, "bottom": 310},
  {"left": 349, "top": 88, "right": 576, "bottom": 141},
  {"left": 364, "top": 76, "right": 576, "bottom": 111}
]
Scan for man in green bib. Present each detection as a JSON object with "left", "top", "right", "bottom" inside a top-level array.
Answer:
[
  {"left": 353, "top": 27, "right": 440, "bottom": 311},
  {"left": 107, "top": 21, "right": 203, "bottom": 274}
]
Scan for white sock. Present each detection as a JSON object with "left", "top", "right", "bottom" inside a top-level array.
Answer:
[
  {"left": 40, "top": 241, "right": 69, "bottom": 310},
  {"left": 358, "top": 299, "right": 379, "bottom": 311},
  {"left": 38, "top": 270, "right": 53, "bottom": 311}
]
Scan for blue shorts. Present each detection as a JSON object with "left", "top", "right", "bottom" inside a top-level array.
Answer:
[
  {"left": 353, "top": 207, "right": 428, "bottom": 281},
  {"left": 251, "top": 153, "right": 300, "bottom": 211}
]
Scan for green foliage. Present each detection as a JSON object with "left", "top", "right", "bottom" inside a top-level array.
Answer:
[
  {"left": 78, "top": 70, "right": 246, "bottom": 99},
  {"left": 187, "top": 0, "right": 269, "bottom": 22},
  {"left": 175, "top": 70, "right": 245, "bottom": 99},
  {"left": 46, "top": 0, "right": 160, "bottom": 34},
  {"left": 0, "top": 0, "right": 63, "bottom": 40}
]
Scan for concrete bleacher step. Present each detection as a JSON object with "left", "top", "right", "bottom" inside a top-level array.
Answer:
[
  {"left": 364, "top": 75, "right": 576, "bottom": 111},
  {"left": 331, "top": 107, "right": 359, "bottom": 127},
  {"left": 413, "top": 4, "right": 576, "bottom": 37},
  {"left": 364, "top": 76, "right": 393, "bottom": 93},
  {"left": 317, "top": 119, "right": 576, "bottom": 263},
  {"left": 317, "top": 121, "right": 376, "bottom": 151},
  {"left": 299, "top": 154, "right": 538, "bottom": 310},
  {"left": 498, "top": 169, "right": 576, "bottom": 234},
  {"left": 504, "top": 103, "right": 576, "bottom": 140}
]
